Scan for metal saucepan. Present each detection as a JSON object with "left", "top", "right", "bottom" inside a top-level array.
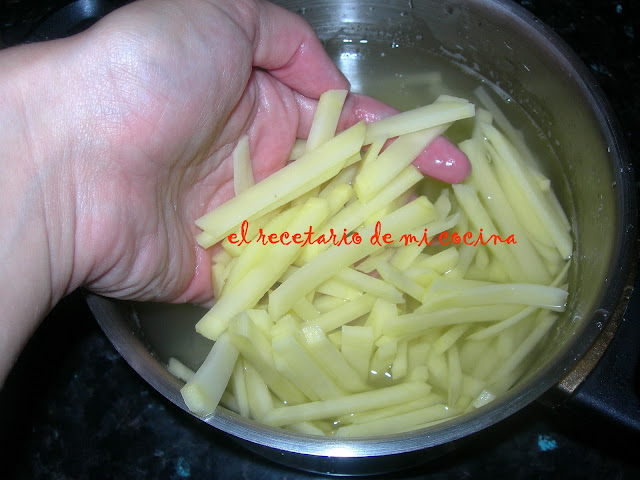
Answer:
[{"left": 81, "top": 0, "right": 638, "bottom": 475}]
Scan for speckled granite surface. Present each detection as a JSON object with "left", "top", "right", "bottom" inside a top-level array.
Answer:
[{"left": 1, "top": 0, "right": 639, "bottom": 478}]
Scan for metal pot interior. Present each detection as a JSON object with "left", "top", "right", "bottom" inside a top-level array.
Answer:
[{"left": 88, "top": 0, "right": 636, "bottom": 471}]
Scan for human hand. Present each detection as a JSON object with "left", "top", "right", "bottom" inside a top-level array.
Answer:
[{"left": 0, "top": 0, "right": 469, "bottom": 381}]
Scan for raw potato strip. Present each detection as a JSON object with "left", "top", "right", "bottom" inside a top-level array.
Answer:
[
  {"left": 180, "top": 332, "right": 239, "bottom": 417},
  {"left": 459, "top": 136, "right": 551, "bottom": 284},
  {"left": 231, "top": 360, "right": 251, "bottom": 418},
  {"left": 338, "top": 393, "right": 442, "bottom": 425},
  {"left": 244, "top": 362, "right": 273, "bottom": 421},
  {"left": 167, "top": 357, "right": 195, "bottom": 383},
  {"left": 297, "top": 165, "right": 423, "bottom": 264},
  {"left": 220, "top": 208, "right": 283, "bottom": 256},
  {"left": 467, "top": 260, "right": 570, "bottom": 340},
  {"left": 301, "top": 324, "right": 369, "bottom": 392},
  {"left": 452, "top": 183, "right": 522, "bottom": 282},
  {"left": 419, "top": 283, "right": 568, "bottom": 312},
  {"left": 288, "top": 138, "right": 307, "bottom": 161},
  {"left": 341, "top": 326, "right": 375, "bottom": 380},
  {"left": 488, "top": 310, "right": 557, "bottom": 383},
  {"left": 272, "top": 323, "right": 346, "bottom": 400},
  {"left": 195, "top": 121, "right": 365, "bottom": 244},
  {"left": 261, "top": 382, "right": 431, "bottom": 427},
  {"left": 354, "top": 124, "right": 450, "bottom": 202},
  {"left": 233, "top": 135, "right": 255, "bottom": 194},
  {"left": 481, "top": 123, "right": 572, "bottom": 258},
  {"left": 306, "top": 89, "right": 348, "bottom": 151},
  {"left": 363, "top": 98, "right": 475, "bottom": 144},
  {"left": 309, "top": 295, "right": 376, "bottom": 333},
  {"left": 227, "top": 313, "right": 307, "bottom": 404},
  {"left": 268, "top": 197, "right": 437, "bottom": 319},
  {"left": 335, "top": 404, "right": 458, "bottom": 437},
  {"left": 362, "top": 137, "right": 386, "bottom": 167},
  {"left": 382, "top": 305, "right": 523, "bottom": 337},
  {"left": 376, "top": 260, "right": 425, "bottom": 302},
  {"left": 196, "top": 198, "right": 330, "bottom": 340},
  {"left": 334, "top": 267, "right": 404, "bottom": 304}
]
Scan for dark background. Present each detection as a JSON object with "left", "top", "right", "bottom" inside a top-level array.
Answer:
[{"left": 1, "top": 0, "right": 639, "bottom": 478}]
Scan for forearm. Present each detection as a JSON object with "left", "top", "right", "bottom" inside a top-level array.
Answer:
[{"left": 0, "top": 41, "right": 86, "bottom": 385}]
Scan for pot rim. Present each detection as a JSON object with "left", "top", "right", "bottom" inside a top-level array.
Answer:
[{"left": 89, "top": 0, "right": 637, "bottom": 458}]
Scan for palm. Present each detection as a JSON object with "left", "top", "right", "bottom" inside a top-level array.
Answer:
[{"left": 75, "top": 0, "right": 469, "bottom": 306}]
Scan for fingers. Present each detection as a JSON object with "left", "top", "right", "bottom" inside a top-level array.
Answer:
[
  {"left": 295, "top": 92, "right": 472, "bottom": 184},
  {"left": 251, "top": 0, "right": 350, "bottom": 98}
]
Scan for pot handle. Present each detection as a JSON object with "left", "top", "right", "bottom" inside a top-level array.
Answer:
[{"left": 549, "top": 253, "right": 640, "bottom": 436}]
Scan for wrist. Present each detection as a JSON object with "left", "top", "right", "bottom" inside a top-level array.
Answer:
[{"left": 0, "top": 39, "right": 91, "bottom": 383}]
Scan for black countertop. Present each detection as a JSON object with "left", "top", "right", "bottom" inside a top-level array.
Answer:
[{"left": 1, "top": 0, "right": 640, "bottom": 478}]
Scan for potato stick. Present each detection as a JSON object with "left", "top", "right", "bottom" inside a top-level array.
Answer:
[
  {"left": 433, "top": 188, "right": 452, "bottom": 218},
  {"left": 434, "top": 324, "right": 471, "bottom": 355},
  {"left": 338, "top": 392, "right": 441, "bottom": 425},
  {"left": 452, "top": 183, "right": 523, "bottom": 282},
  {"left": 272, "top": 326, "right": 346, "bottom": 400},
  {"left": 391, "top": 212, "right": 460, "bottom": 248},
  {"left": 244, "top": 362, "right": 273, "bottom": 421},
  {"left": 407, "top": 339, "right": 431, "bottom": 372},
  {"left": 447, "top": 345, "right": 463, "bottom": 406},
  {"left": 416, "top": 247, "right": 459, "bottom": 274},
  {"left": 292, "top": 297, "right": 321, "bottom": 322},
  {"left": 288, "top": 138, "right": 307, "bottom": 161},
  {"left": 427, "top": 348, "right": 449, "bottom": 391},
  {"left": 306, "top": 89, "right": 348, "bottom": 151},
  {"left": 408, "top": 365, "right": 429, "bottom": 383},
  {"left": 268, "top": 197, "right": 436, "bottom": 319},
  {"left": 232, "top": 135, "right": 255, "bottom": 195},
  {"left": 370, "top": 339, "right": 397, "bottom": 378},
  {"left": 489, "top": 310, "right": 557, "bottom": 383},
  {"left": 365, "top": 298, "right": 397, "bottom": 340},
  {"left": 220, "top": 208, "right": 283, "bottom": 256},
  {"left": 474, "top": 246, "right": 490, "bottom": 269},
  {"left": 319, "top": 163, "right": 360, "bottom": 197},
  {"left": 466, "top": 306, "right": 536, "bottom": 340},
  {"left": 196, "top": 121, "right": 365, "bottom": 244},
  {"left": 316, "top": 278, "right": 363, "bottom": 301},
  {"left": 196, "top": 231, "right": 217, "bottom": 249},
  {"left": 247, "top": 309, "right": 273, "bottom": 337},
  {"left": 355, "top": 249, "right": 394, "bottom": 274},
  {"left": 212, "top": 248, "right": 233, "bottom": 267},
  {"left": 301, "top": 324, "right": 369, "bottom": 392},
  {"left": 403, "top": 267, "right": 438, "bottom": 288},
  {"left": 298, "top": 165, "right": 423, "bottom": 263},
  {"left": 219, "top": 391, "right": 239, "bottom": 413},
  {"left": 481, "top": 123, "right": 572, "bottom": 258},
  {"left": 272, "top": 351, "right": 319, "bottom": 402},
  {"left": 227, "top": 317, "right": 307, "bottom": 404},
  {"left": 262, "top": 382, "right": 431, "bottom": 427},
  {"left": 421, "top": 282, "right": 567, "bottom": 312},
  {"left": 355, "top": 124, "right": 450, "bottom": 202},
  {"left": 323, "top": 183, "right": 354, "bottom": 216},
  {"left": 391, "top": 340, "right": 408, "bottom": 379},
  {"left": 180, "top": 332, "right": 239, "bottom": 417},
  {"left": 471, "top": 340, "right": 502, "bottom": 381},
  {"left": 231, "top": 360, "right": 251, "bottom": 418},
  {"left": 313, "top": 294, "right": 347, "bottom": 314},
  {"left": 223, "top": 206, "right": 301, "bottom": 292},
  {"left": 211, "top": 262, "right": 228, "bottom": 299},
  {"left": 363, "top": 100, "right": 474, "bottom": 144},
  {"left": 291, "top": 185, "right": 321, "bottom": 207},
  {"left": 167, "top": 357, "right": 195, "bottom": 383},
  {"left": 460, "top": 136, "right": 551, "bottom": 284},
  {"left": 336, "top": 404, "right": 457, "bottom": 437},
  {"left": 459, "top": 337, "right": 492, "bottom": 373},
  {"left": 462, "top": 374, "right": 485, "bottom": 400},
  {"left": 199, "top": 198, "right": 330, "bottom": 339},
  {"left": 384, "top": 305, "right": 523, "bottom": 337},
  {"left": 376, "top": 260, "right": 425, "bottom": 302},
  {"left": 310, "top": 295, "right": 376, "bottom": 333},
  {"left": 341, "top": 326, "right": 375, "bottom": 381},
  {"left": 391, "top": 244, "right": 425, "bottom": 271},
  {"left": 334, "top": 267, "right": 405, "bottom": 304},
  {"left": 362, "top": 136, "right": 386, "bottom": 167},
  {"left": 328, "top": 330, "right": 342, "bottom": 349}
]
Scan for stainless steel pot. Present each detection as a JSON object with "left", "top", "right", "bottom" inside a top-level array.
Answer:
[{"left": 86, "top": 0, "right": 637, "bottom": 475}]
